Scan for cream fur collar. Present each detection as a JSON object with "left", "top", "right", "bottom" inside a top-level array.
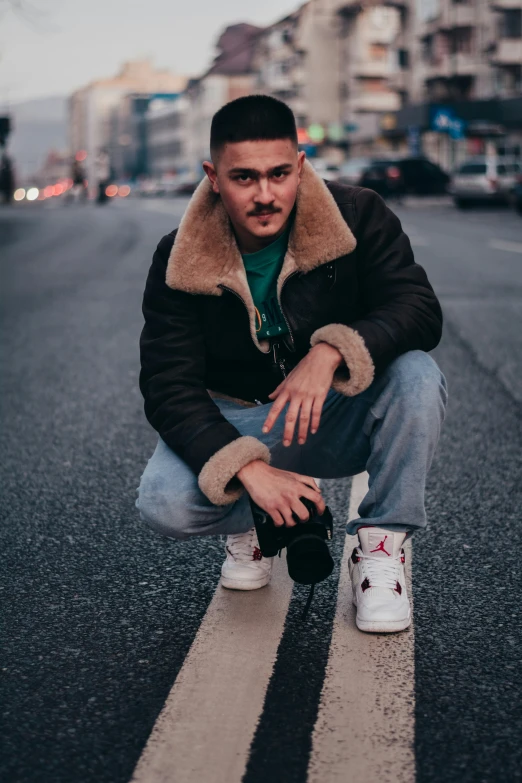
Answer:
[{"left": 165, "top": 160, "right": 357, "bottom": 353}]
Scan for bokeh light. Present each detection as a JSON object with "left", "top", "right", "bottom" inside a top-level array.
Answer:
[
  {"left": 14, "top": 188, "right": 26, "bottom": 201},
  {"left": 26, "top": 188, "right": 39, "bottom": 201},
  {"left": 44, "top": 185, "right": 54, "bottom": 198},
  {"left": 75, "top": 150, "right": 87, "bottom": 162},
  {"left": 105, "top": 184, "right": 118, "bottom": 197},
  {"left": 118, "top": 185, "right": 131, "bottom": 197},
  {"left": 53, "top": 183, "right": 64, "bottom": 196}
]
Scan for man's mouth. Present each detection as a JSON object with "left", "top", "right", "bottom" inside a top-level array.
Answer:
[{"left": 249, "top": 210, "right": 281, "bottom": 218}]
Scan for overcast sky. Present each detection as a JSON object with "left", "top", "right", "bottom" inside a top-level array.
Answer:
[{"left": 0, "top": 0, "right": 297, "bottom": 104}]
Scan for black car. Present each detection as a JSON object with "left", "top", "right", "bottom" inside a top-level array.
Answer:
[{"left": 338, "top": 156, "right": 450, "bottom": 197}]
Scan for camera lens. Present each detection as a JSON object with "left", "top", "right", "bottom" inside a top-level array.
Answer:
[{"left": 286, "top": 534, "right": 334, "bottom": 585}]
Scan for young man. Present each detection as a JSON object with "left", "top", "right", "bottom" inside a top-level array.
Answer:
[{"left": 136, "top": 96, "right": 447, "bottom": 633}]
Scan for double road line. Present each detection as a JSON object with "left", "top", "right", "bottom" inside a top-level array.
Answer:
[{"left": 131, "top": 474, "right": 415, "bottom": 783}]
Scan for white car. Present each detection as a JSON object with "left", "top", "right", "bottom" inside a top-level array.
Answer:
[
  {"left": 310, "top": 159, "right": 340, "bottom": 182},
  {"left": 452, "top": 157, "right": 521, "bottom": 208}
]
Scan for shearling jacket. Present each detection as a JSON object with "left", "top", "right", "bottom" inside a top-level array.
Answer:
[{"left": 139, "top": 161, "right": 442, "bottom": 506}]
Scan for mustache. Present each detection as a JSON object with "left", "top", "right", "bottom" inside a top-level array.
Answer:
[{"left": 247, "top": 206, "right": 282, "bottom": 216}]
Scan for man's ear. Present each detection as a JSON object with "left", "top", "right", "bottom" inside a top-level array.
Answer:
[
  {"left": 296, "top": 151, "right": 306, "bottom": 185},
  {"left": 203, "top": 161, "right": 219, "bottom": 194}
]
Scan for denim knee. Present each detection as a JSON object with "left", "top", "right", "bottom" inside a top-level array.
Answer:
[
  {"left": 386, "top": 351, "right": 447, "bottom": 413},
  {"left": 136, "top": 474, "right": 196, "bottom": 541}
]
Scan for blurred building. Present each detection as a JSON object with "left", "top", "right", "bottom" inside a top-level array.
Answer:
[
  {"left": 336, "top": 1, "right": 405, "bottom": 155},
  {"left": 145, "top": 96, "right": 189, "bottom": 178},
  {"left": 185, "top": 24, "right": 262, "bottom": 173},
  {"left": 253, "top": 3, "right": 341, "bottom": 138},
  {"left": 390, "top": 0, "right": 522, "bottom": 168},
  {"left": 253, "top": 0, "right": 407, "bottom": 158},
  {"left": 69, "top": 60, "right": 186, "bottom": 190}
]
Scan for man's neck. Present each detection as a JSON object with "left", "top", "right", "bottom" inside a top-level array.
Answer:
[{"left": 233, "top": 219, "right": 290, "bottom": 255}]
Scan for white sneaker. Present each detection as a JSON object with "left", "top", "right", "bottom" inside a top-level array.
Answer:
[
  {"left": 221, "top": 528, "right": 273, "bottom": 591},
  {"left": 349, "top": 527, "right": 411, "bottom": 633}
]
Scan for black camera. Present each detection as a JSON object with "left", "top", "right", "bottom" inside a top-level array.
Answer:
[{"left": 249, "top": 496, "right": 334, "bottom": 586}]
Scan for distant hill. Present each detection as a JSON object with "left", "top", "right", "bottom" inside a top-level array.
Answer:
[{"left": 3, "top": 96, "right": 68, "bottom": 179}]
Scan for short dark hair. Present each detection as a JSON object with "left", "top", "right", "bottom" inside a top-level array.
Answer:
[{"left": 210, "top": 95, "right": 298, "bottom": 156}]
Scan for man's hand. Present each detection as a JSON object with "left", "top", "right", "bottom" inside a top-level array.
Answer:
[
  {"left": 262, "top": 343, "right": 343, "bottom": 446},
  {"left": 237, "top": 460, "right": 325, "bottom": 527}
]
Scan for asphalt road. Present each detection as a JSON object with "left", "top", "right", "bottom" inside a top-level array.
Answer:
[{"left": 1, "top": 195, "right": 521, "bottom": 783}]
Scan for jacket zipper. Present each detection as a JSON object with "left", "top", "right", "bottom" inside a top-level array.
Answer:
[
  {"left": 218, "top": 284, "right": 270, "bottom": 354},
  {"left": 271, "top": 340, "right": 288, "bottom": 379},
  {"left": 278, "top": 272, "right": 298, "bottom": 351},
  {"left": 219, "top": 274, "right": 298, "bottom": 382}
]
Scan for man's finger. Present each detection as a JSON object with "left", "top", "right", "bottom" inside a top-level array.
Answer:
[
  {"left": 283, "top": 397, "right": 302, "bottom": 446},
  {"left": 310, "top": 394, "right": 327, "bottom": 434},
  {"left": 271, "top": 509, "right": 286, "bottom": 527},
  {"left": 292, "top": 498, "right": 312, "bottom": 521},
  {"left": 268, "top": 381, "right": 284, "bottom": 399},
  {"left": 262, "top": 392, "right": 289, "bottom": 433},
  {"left": 281, "top": 506, "right": 297, "bottom": 527},
  {"left": 294, "top": 474, "right": 322, "bottom": 493},
  {"left": 297, "top": 397, "right": 314, "bottom": 444},
  {"left": 301, "top": 485, "right": 326, "bottom": 515}
]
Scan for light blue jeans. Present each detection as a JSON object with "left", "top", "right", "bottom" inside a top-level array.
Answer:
[{"left": 136, "top": 351, "right": 447, "bottom": 540}]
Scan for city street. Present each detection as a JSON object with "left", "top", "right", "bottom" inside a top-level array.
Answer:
[{"left": 1, "top": 195, "right": 522, "bottom": 783}]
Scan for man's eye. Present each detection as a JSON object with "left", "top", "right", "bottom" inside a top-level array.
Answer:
[
  {"left": 272, "top": 171, "right": 287, "bottom": 179},
  {"left": 236, "top": 175, "right": 251, "bottom": 182}
]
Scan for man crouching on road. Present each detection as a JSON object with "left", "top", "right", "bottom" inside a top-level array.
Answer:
[{"left": 136, "top": 95, "right": 447, "bottom": 633}]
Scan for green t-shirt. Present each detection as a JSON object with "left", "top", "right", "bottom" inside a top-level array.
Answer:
[{"left": 241, "top": 228, "right": 290, "bottom": 340}]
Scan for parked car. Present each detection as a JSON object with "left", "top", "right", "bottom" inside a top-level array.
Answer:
[
  {"left": 337, "top": 156, "right": 449, "bottom": 196},
  {"left": 452, "top": 157, "right": 521, "bottom": 208}
]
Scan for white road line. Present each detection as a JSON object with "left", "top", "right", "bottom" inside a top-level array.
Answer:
[
  {"left": 490, "top": 239, "right": 522, "bottom": 254},
  {"left": 308, "top": 473, "right": 416, "bottom": 783},
  {"left": 130, "top": 554, "right": 294, "bottom": 783}
]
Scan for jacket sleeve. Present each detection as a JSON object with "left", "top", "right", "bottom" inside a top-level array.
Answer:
[
  {"left": 139, "top": 233, "right": 270, "bottom": 505},
  {"left": 310, "top": 187, "right": 442, "bottom": 396}
]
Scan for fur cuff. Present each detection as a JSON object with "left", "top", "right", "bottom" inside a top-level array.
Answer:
[
  {"left": 198, "top": 436, "right": 271, "bottom": 506},
  {"left": 310, "top": 324, "right": 375, "bottom": 396}
]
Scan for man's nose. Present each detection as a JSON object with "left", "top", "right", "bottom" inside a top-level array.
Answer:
[{"left": 253, "top": 178, "right": 275, "bottom": 204}]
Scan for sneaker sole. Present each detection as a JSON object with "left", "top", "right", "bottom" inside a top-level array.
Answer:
[
  {"left": 355, "top": 612, "right": 411, "bottom": 634},
  {"left": 220, "top": 575, "right": 271, "bottom": 591}
]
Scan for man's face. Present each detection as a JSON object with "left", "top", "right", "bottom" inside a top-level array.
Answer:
[{"left": 203, "top": 140, "right": 305, "bottom": 251}]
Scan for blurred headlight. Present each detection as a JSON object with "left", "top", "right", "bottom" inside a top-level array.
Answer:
[
  {"left": 14, "top": 188, "right": 26, "bottom": 201},
  {"left": 26, "top": 188, "right": 39, "bottom": 201}
]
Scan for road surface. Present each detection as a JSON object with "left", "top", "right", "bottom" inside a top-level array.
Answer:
[{"left": 1, "top": 196, "right": 521, "bottom": 783}]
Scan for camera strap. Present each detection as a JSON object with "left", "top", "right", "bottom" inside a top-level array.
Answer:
[{"left": 301, "top": 584, "right": 315, "bottom": 621}]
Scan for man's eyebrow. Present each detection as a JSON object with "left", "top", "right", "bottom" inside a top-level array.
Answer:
[
  {"left": 228, "top": 164, "right": 294, "bottom": 176},
  {"left": 228, "top": 167, "right": 259, "bottom": 176}
]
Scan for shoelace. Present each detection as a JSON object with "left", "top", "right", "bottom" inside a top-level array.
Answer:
[
  {"left": 226, "top": 529, "right": 258, "bottom": 564},
  {"left": 358, "top": 550, "right": 402, "bottom": 590}
]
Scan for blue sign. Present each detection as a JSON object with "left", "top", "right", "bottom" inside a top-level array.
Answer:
[{"left": 431, "top": 106, "right": 466, "bottom": 140}]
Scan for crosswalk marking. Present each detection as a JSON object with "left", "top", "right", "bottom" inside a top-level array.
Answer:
[
  {"left": 308, "top": 473, "right": 415, "bottom": 783},
  {"left": 130, "top": 553, "right": 294, "bottom": 783}
]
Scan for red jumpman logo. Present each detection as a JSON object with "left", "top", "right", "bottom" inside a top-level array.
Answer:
[{"left": 370, "top": 535, "right": 391, "bottom": 556}]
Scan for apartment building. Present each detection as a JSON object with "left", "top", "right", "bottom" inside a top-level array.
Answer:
[
  {"left": 336, "top": 0, "right": 405, "bottom": 154},
  {"left": 392, "top": 0, "right": 522, "bottom": 168},
  {"left": 253, "top": 2, "right": 341, "bottom": 135},
  {"left": 185, "top": 24, "right": 261, "bottom": 174}
]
